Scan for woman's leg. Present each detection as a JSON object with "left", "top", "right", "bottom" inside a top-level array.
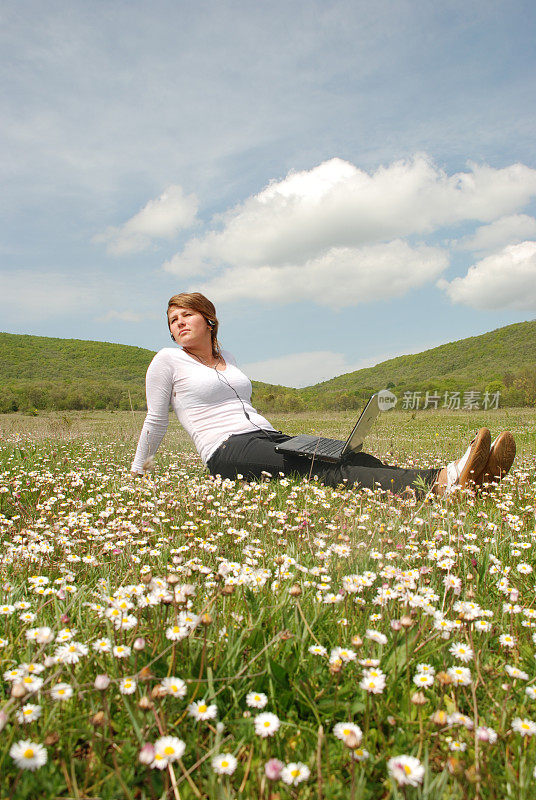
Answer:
[{"left": 207, "top": 431, "right": 439, "bottom": 495}]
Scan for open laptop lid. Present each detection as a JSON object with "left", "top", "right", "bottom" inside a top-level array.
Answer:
[{"left": 340, "top": 394, "right": 381, "bottom": 457}]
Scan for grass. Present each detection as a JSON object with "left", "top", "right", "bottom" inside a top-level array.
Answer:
[{"left": 0, "top": 408, "right": 535, "bottom": 799}]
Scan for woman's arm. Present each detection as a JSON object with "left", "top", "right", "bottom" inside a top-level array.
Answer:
[{"left": 131, "top": 352, "right": 174, "bottom": 475}]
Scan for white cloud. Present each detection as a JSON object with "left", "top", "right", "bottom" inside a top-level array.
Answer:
[
  {"left": 439, "top": 241, "right": 536, "bottom": 310},
  {"left": 164, "top": 156, "right": 536, "bottom": 280},
  {"left": 197, "top": 241, "right": 447, "bottom": 309},
  {"left": 95, "top": 185, "right": 198, "bottom": 255},
  {"left": 458, "top": 214, "right": 536, "bottom": 254},
  {"left": 243, "top": 350, "right": 372, "bottom": 388}
]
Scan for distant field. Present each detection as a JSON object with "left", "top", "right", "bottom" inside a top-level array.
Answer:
[{"left": 1, "top": 406, "right": 534, "bottom": 468}]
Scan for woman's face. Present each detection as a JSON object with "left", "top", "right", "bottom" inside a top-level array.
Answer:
[{"left": 168, "top": 306, "right": 211, "bottom": 349}]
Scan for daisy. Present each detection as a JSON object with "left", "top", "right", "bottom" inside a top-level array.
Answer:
[
  {"left": 55, "top": 642, "right": 89, "bottom": 664},
  {"left": 525, "top": 687, "right": 536, "bottom": 699},
  {"left": 188, "top": 699, "right": 218, "bottom": 720},
  {"left": 51, "top": 683, "right": 73, "bottom": 701},
  {"left": 447, "top": 666, "right": 472, "bottom": 686},
  {"left": 416, "top": 663, "right": 435, "bottom": 675},
  {"left": 360, "top": 668, "right": 386, "bottom": 694},
  {"left": 505, "top": 665, "right": 529, "bottom": 680},
  {"left": 166, "top": 624, "right": 188, "bottom": 642},
  {"left": 499, "top": 634, "right": 516, "bottom": 648},
  {"left": 16, "top": 704, "right": 42, "bottom": 724},
  {"left": 449, "top": 643, "right": 474, "bottom": 663},
  {"left": 329, "top": 647, "right": 356, "bottom": 664},
  {"left": 246, "top": 691, "right": 268, "bottom": 709},
  {"left": 512, "top": 717, "right": 536, "bottom": 736},
  {"left": 449, "top": 740, "right": 467, "bottom": 752},
  {"left": 387, "top": 754, "right": 425, "bottom": 787},
  {"left": 476, "top": 726, "right": 497, "bottom": 743},
  {"left": 9, "top": 740, "right": 47, "bottom": 771},
  {"left": 281, "top": 762, "right": 310, "bottom": 786},
  {"left": 308, "top": 644, "right": 327, "bottom": 656},
  {"left": 153, "top": 736, "right": 186, "bottom": 765},
  {"left": 351, "top": 747, "right": 370, "bottom": 761},
  {"left": 93, "top": 638, "right": 112, "bottom": 653},
  {"left": 161, "top": 677, "right": 187, "bottom": 698},
  {"left": 413, "top": 672, "right": 434, "bottom": 688},
  {"left": 366, "top": 629, "right": 388, "bottom": 645},
  {"left": 112, "top": 645, "right": 131, "bottom": 659},
  {"left": 4, "top": 668, "right": 24, "bottom": 682},
  {"left": 212, "top": 753, "right": 238, "bottom": 775},
  {"left": 254, "top": 712, "right": 280, "bottom": 737},
  {"left": 119, "top": 677, "right": 137, "bottom": 695},
  {"left": 333, "top": 722, "right": 362, "bottom": 745},
  {"left": 21, "top": 675, "right": 44, "bottom": 694}
]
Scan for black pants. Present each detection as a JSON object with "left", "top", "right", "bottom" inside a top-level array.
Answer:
[{"left": 207, "top": 430, "right": 439, "bottom": 495}]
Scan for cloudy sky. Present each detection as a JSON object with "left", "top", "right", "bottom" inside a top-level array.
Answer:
[{"left": 1, "top": 0, "right": 535, "bottom": 387}]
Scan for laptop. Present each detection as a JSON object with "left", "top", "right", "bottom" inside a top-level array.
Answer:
[{"left": 275, "top": 394, "right": 381, "bottom": 463}]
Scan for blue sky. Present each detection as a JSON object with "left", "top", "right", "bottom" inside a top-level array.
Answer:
[{"left": 1, "top": 0, "right": 536, "bottom": 386}]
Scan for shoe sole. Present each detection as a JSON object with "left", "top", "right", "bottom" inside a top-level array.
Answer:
[
  {"left": 480, "top": 432, "right": 516, "bottom": 485},
  {"left": 457, "top": 427, "right": 491, "bottom": 488}
]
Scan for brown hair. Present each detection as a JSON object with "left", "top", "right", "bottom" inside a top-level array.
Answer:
[{"left": 167, "top": 292, "right": 221, "bottom": 357}]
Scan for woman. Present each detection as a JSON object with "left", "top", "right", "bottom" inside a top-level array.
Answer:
[{"left": 131, "top": 293, "right": 516, "bottom": 496}]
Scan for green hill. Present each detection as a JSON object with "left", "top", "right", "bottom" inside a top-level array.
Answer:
[
  {"left": 300, "top": 320, "right": 536, "bottom": 408},
  {"left": 1, "top": 320, "right": 535, "bottom": 413},
  {"left": 0, "top": 332, "right": 298, "bottom": 413}
]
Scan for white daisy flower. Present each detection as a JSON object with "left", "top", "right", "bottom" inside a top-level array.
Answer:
[
  {"left": 51, "top": 683, "right": 73, "bottom": 701},
  {"left": 16, "top": 704, "right": 42, "bottom": 724},
  {"left": 161, "top": 677, "right": 187, "bottom": 698},
  {"left": 333, "top": 722, "right": 362, "bottom": 745},
  {"left": 188, "top": 699, "right": 218, "bottom": 720},
  {"left": 281, "top": 762, "right": 310, "bottom": 786},
  {"left": 153, "top": 736, "right": 186, "bottom": 766},
  {"left": 254, "top": 712, "right": 280, "bottom": 737},
  {"left": 119, "top": 677, "right": 137, "bottom": 695},
  {"left": 387, "top": 754, "right": 425, "bottom": 786},
  {"left": 246, "top": 691, "right": 268, "bottom": 709},
  {"left": 212, "top": 753, "right": 238, "bottom": 775},
  {"left": 512, "top": 717, "right": 536, "bottom": 736},
  {"left": 9, "top": 740, "right": 47, "bottom": 771}
]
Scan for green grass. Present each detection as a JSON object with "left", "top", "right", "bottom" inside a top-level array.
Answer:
[{"left": 0, "top": 409, "right": 535, "bottom": 799}]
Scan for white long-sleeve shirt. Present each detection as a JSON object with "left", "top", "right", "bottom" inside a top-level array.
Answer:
[{"left": 131, "top": 347, "right": 275, "bottom": 473}]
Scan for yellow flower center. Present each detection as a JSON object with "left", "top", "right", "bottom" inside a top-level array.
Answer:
[
  {"left": 343, "top": 728, "right": 351, "bottom": 735},
  {"left": 221, "top": 760, "right": 229, "bottom": 768},
  {"left": 164, "top": 746, "right": 175, "bottom": 756},
  {"left": 198, "top": 704, "right": 207, "bottom": 713},
  {"left": 404, "top": 765, "right": 412, "bottom": 775},
  {"left": 291, "top": 769, "right": 300, "bottom": 777},
  {"left": 264, "top": 721, "right": 271, "bottom": 727},
  {"left": 23, "top": 748, "right": 35, "bottom": 759}
]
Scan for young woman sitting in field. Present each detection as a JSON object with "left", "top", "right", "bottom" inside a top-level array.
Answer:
[{"left": 131, "top": 293, "right": 516, "bottom": 497}]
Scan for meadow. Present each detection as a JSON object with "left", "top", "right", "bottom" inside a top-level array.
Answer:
[{"left": 0, "top": 407, "right": 535, "bottom": 799}]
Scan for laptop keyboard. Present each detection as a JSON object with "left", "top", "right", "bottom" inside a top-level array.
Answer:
[{"left": 295, "top": 437, "right": 343, "bottom": 458}]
